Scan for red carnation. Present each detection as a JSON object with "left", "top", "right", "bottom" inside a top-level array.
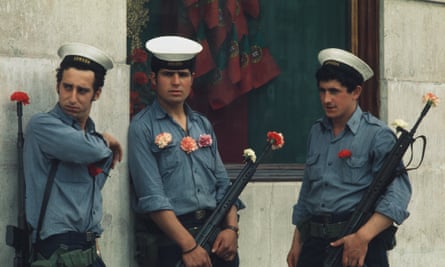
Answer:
[
  {"left": 338, "top": 149, "right": 352, "bottom": 159},
  {"left": 88, "top": 164, "right": 103, "bottom": 177},
  {"left": 10, "top": 91, "right": 30, "bottom": 105},
  {"left": 267, "top": 131, "right": 285, "bottom": 150}
]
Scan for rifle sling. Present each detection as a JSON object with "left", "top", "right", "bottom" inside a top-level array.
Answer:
[{"left": 35, "top": 159, "right": 60, "bottom": 242}]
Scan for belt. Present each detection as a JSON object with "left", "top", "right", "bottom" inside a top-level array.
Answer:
[
  {"left": 309, "top": 221, "right": 347, "bottom": 239},
  {"left": 37, "top": 231, "right": 97, "bottom": 246},
  {"left": 311, "top": 212, "right": 352, "bottom": 224},
  {"left": 177, "top": 209, "right": 212, "bottom": 222},
  {"left": 308, "top": 213, "right": 352, "bottom": 239},
  {"left": 35, "top": 231, "right": 98, "bottom": 259}
]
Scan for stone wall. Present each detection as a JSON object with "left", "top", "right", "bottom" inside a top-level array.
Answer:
[{"left": 0, "top": 1, "right": 132, "bottom": 266}]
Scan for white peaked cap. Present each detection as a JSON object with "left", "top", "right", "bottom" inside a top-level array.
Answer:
[
  {"left": 318, "top": 48, "right": 374, "bottom": 81},
  {"left": 146, "top": 36, "right": 203, "bottom": 61},
  {"left": 58, "top": 42, "right": 114, "bottom": 70}
]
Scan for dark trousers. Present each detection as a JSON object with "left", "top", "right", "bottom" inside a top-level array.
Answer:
[
  {"left": 34, "top": 232, "right": 105, "bottom": 267},
  {"left": 158, "top": 243, "right": 240, "bottom": 267},
  {"left": 296, "top": 235, "right": 389, "bottom": 267},
  {"left": 135, "top": 211, "right": 240, "bottom": 267}
]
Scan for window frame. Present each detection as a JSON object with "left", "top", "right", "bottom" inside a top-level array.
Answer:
[{"left": 227, "top": 0, "right": 379, "bottom": 182}]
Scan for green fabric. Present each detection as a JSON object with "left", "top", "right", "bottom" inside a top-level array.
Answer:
[{"left": 248, "top": 0, "right": 349, "bottom": 163}]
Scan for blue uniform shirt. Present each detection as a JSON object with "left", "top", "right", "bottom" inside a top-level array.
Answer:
[
  {"left": 128, "top": 99, "right": 231, "bottom": 216},
  {"left": 24, "top": 104, "right": 113, "bottom": 242},
  {"left": 292, "top": 107, "right": 411, "bottom": 226}
]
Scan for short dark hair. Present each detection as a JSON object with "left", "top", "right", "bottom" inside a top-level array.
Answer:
[
  {"left": 315, "top": 63, "right": 363, "bottom": 93},
  {"left": 56, "top": 57, "right": 106, "bottom": 91},
  {"left": 150, "top": 56, "right": 196, "bottom": 74}
]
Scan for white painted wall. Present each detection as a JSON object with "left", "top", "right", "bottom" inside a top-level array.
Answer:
[
  {"left": 0, "top": 1, "right": 132, "bottom": 266},
  {"left": 382, "top": 0, "right": 445, "bottom": 266}
]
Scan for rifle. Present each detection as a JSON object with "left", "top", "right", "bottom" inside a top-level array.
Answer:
[
  {"left": 323, "top": 94, "right": 438, "bottom": 267},
  {"left": 175, "top": 131, "right": 284, "bottom": 267},
  {"left": 6, "top": 92, "right": 31, "bottom": 267}
]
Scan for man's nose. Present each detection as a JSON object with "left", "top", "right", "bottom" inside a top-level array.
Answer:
[
  {"left": 68, "top": 90, "right": 78, "bottom": 102},
  {"left": 321, "top": 92, "right": 332, "bottom": 103},
  {"left": 171, "top": 73, "right": 181, "bottom": 84}
]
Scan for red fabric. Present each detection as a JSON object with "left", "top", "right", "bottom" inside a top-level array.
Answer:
[
  {"left": 250, "top": 46, "right": 281, "bottom": 88},
  {"left": 207, "top": 69, "right": 239, "bottom": 110},
  {"left": 226, "top": 0, "right": 237, "bottom": 19},
  {"left": 188, "top": 90, "right": 248, "bottom": 163},
  {"left": 208, "top": 24, "right": 228, "bottom": 51},
  {"left": 186, "top": 2, "right": 201, "bottom": 31},
  {"left": 195, "top": 38, "right": 216, "bottom": 77},
  {"left": 183, "top": 0, "right": 198, "bottom": 7},
  {"left": 232, "top": 2, "right": 248, "bottom": 40},
  {"left": 241, "top": 0, "right": 260, "bottom": 18},
  {"left": 239, "top": 38, "right": 253, "bottom": 92},
  {"left": 204, "top": 0, "right": 220, "bottom": 29},
  {"left": 227, "top": 26, "right": 241, "bottom": 84}
]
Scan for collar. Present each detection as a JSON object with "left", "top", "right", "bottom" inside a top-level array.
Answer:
[
  {"left": 50, "top": 103, "right": 96, "bottom": 132},
  {"left": 319, "top": 106, "right": 363, "bottom": 135},
  {"left": 152, "top": 99, "right": 196, "bottom": 121}
]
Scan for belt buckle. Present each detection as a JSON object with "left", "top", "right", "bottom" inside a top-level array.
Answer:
[
  {"left": 194, "top": 210, "right": 206, "bottom": 220},
  {"left": 85, "top": 232, "right": 96, "bottom": 242},
  {"left": 319, "top": 213, "right": 332, "bottom": 224}
]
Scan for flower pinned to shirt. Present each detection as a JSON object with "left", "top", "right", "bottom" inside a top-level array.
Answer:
[
  {"left": 155, "top": 132, "right": 173, "bottom": 149},
  {"left": 180, "top": 136, "right": 198, "bottom": 153},
  {"left": 10, "top": 91, "right": 30, "bottom": 105},
  {"left": 338, "top": 149, "right": 352, "bottom": 159},
  {"left": 88, "top": 164, "right": 103, "bottom": 177},
  {"left": 243, "top": 148, "right": 256, "bottom": 163},
  {"left": 198, "top": 134, "right": 213, "bottom": 148},
  {"left": 422, "top": 92, "right": 440, "bottom": 107},
  {"left": 267, "top": 131, "right": 285, "bottom": 150}
]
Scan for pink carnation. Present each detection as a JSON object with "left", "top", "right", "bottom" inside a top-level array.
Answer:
[
  {"left": 155, "top": 132, "right": 172, "bottom": 149},
  {"left": 198, "top": 134, "right": 213, "bottom": 148},
  {"left": 181, "top": 136, "right": 198, "bottom": 153}
]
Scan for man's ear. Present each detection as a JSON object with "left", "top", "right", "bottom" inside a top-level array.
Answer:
[
  {"left": 352, "top": 85, "right": 362, "bottom": 100},
  {"left": 149, "top": 72, "right": 157, "bottom": 89},
  {"left": 93, "top": 88, "right": 102, "bottom": 101}
]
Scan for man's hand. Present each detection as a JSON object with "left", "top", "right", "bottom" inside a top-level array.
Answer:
[
  {"left": 330, "top": 233, "right": 368, "bottom": 267},
  {"left": 182, "top": 245, "right": 212, "bottom": 267},
  {"left": 102, "top": 132, "right": 123, "bottom": 168},
  {"left": 287, "top": 228, "right": 303, "bottom": 267},
  {"left": 211, "top": 228, "right": 238, "bottom": 262}
]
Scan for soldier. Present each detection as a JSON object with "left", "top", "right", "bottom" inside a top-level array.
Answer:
[
  {"left": 287, "top": 48, "right": 411, "bottom": 267},
  {"left": 24, "top": 43, "right": 122, "bottom": 266},
  {"left": 128, "top": 36, "right": 241, "bottom": 267}
]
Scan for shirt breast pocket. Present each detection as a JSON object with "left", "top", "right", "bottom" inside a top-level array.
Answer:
[
  {"left": 150, "top": 143, "right": 179, "bottom": 176},
  {"left": 306, "top": 153, "right": 322, "bottom": 182},
  {"left": 342, "top": 156, "right": 369, "bottom": 185}
]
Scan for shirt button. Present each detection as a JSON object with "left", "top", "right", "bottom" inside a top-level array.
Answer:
[
  {"left": 321, "top": 203, "right": 325, "bottom": 208},
  {"left": 327, "top": 162, "right": 332, "bottom": 166}
]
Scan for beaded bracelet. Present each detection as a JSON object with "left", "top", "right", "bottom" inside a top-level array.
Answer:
[{"left": 182, "top": 243, "right": 199, "bottom": 255}]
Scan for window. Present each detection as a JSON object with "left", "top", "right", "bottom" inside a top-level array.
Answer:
[{"left": 128, "top": 0, "right": 379, "bottom": 181}]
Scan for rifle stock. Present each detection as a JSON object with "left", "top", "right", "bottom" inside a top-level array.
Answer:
[
  {"left": 323, "top": 103, "right": 433, "bottom": 267},
  {"left": 176, "top": 135, "right": 281, "bottom": 267}
]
